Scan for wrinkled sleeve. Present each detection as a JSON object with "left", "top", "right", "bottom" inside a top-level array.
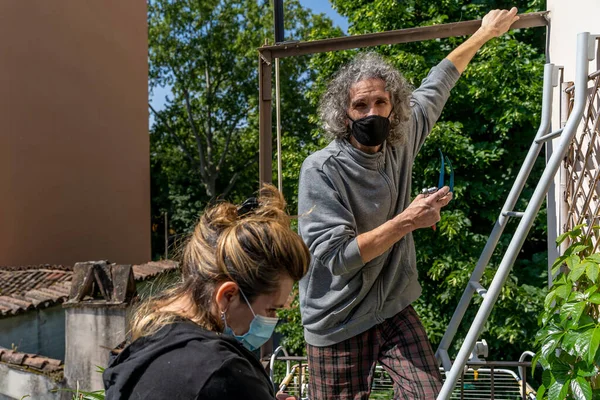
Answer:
[
  {"left": 410, "top": 58, "right": 460, "bottom": 158},
  {"left": 298, "top": 164, "right": 364, "bottom": 276}
]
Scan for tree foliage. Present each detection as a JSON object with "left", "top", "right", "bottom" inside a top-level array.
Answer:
[{"left": 148, "top": 0, "right": 341, "bottom": 256}]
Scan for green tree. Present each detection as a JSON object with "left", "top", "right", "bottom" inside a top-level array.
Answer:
[
  {"left": 280, "top": 0, "right": 548, "bottom": 360},
  {"left": 148, "top": 0, "right": 341, "bottom": 256}
]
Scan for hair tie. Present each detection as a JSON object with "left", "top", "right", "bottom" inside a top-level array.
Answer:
[{"left": 237, "top": 197, "right": 259, "bottom": 217}]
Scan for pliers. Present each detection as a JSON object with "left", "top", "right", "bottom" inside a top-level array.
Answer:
[
  {"left": 421, "top": 149, "right": 454, "bottom": 230},
  {"left": 421, "top": 149, "right": 454, "bottom": 196}
]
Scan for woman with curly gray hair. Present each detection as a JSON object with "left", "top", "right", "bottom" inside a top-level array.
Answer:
[
  {"left": 298, "top": 7, "right": 520, "bottom": 399},
  {"left": 319, "top": 52, "right": 413, "bottom": 146}
]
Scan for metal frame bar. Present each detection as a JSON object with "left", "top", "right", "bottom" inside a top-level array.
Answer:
[
  {"left": 259, "top": 51, "right": 273, "bottom": 185},
  {"left": 259, "top": 12, "right": 548, "bottom": 60},
  {"left": 437, "top": 32, "right": 596, "bottom": 400},
  {"left": 275, "top": 58, "right": 283, "bottom": 190},
  {"left": 257, "top": 12, "right": 549, "bottom": 185},
  {"left": 559, "top": 81, "right": 575, "bottom": 259}
]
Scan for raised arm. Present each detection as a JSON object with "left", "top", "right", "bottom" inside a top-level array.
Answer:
[{"left": 446, "top": 7, "right": 520, "bottom": 74}]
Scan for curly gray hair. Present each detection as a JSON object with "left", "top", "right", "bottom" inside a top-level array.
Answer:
[{"left": 319, "top": 52, "right": 413, "bottom": 146}]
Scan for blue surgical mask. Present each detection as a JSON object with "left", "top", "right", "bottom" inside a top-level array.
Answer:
[{"left": 222, "top": 288, "right": 279, "bottom": 351}]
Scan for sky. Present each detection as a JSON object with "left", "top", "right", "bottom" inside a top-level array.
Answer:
[
  {"left": 149, "top": 1, "right": 348, "bottom": 114},
  {"left": 300, "top": 0, "right": 348, "bottom": 33}
]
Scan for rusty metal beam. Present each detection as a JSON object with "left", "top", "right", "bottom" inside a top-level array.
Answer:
[
  {"left": 257, "top": 12, "right": 549, "bottom": 187},
  {"left": 258, "top": 12, "right": 548, "bottom": 59},
  {"left": 259, "top": 50, "right": 273, "bottom": 186}
]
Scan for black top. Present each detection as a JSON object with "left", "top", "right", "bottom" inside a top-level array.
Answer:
[{"left": 103, "top": 320, "right": 275, "bottom": 399}]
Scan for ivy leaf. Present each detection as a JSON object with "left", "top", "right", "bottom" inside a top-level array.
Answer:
[
  {"left": 576, "top": 361, "right": 599, "bottom": 377},
  {"left": 556, "top": 224, "right": 585, "bottom": 244},
  {"left": 563, "top": 330, "right": 580, "bottom": 355},
  {"left": 566, "top": 245, "right": 590, "bottom": 256},
  {"left": 547, "top": 378, "right": 570, "bottom": 400},
  {"left": 566, "top": 255, "right": 582, "bottom": 272},
  {"left": 584, "top": 285, "right": 598, "bottom": 297},
  {"left": 570, "top": 376, "right": 592, "bottom": 400},
  {"left": 551, "top": 361, "right": 572, "bottom": 383},
  {"left": 586, "top": 262, "right": 599, "bottom": 283},
  {"left": 544, "top": 289, "right": 557, "bottom": 309},
  {"left": 556, "top": 225, "right": 584, "bottom": 245},
  {"left": 561, "top": 301, "right": 587, "bottom": 325},
  {"left": 586, "top": 325, "right": 600, "bottom": 365},
  {"left": 555, "top": 283, "right": 571, "bottom": 300},
  {"left": 536, "top": 383, "right": 546, "bottom": 400},
  {"left": 542, "top": 368, "right": 554, "bottom": 388},
  {"left": 568, "top": 291, "right": 587, "bottom": 302},
  {"left": 568, "top": 260, "right": 588, "bottom": 281},
  {"left": 577, "top": 314, "right": 596, "bottom": 329},
  {"left": 574, "top": 327, "right": 595, "bottom": 356},
  {"left": 586, "top": 254, "right": 600, "bottom": 264},
  {"left": 552, "top": 255, "right": 568, "bottom": 275},
  {"left": 542, "top": 331, "right": 565, "bottom": 359},
  {"left": 588, "top": 293, "right": 600, "bottom": 304},
  {"left": 558, "top": 350, "right": 578, "bottom": 366},
  {"left": 532, "top": 352, "right": 549, "bottom": 373},
  {"left": 556, "top": 230, "right": 571, "bottom": 245},
  {"left": 559, "top": 380, "right": 571, "bottom": 399}
]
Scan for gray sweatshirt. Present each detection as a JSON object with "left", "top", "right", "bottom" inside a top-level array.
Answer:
[{"left": 298, "top": 58, "right": 460, "bottom": 346}]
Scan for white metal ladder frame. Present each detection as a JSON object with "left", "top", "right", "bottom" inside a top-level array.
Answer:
[{"left": 436, "top": 32, "right": 599, "bottom": 399}]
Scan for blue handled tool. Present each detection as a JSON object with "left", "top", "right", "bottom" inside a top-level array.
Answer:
[
  {"left": 437, "top": 149, "right": 454, "bottom": 193},
  {"left": 421, "top": 149, "right": 454, "bottom": 231},
  {"left": 421, "top": 149, "right": 455, "bottom": 196}
]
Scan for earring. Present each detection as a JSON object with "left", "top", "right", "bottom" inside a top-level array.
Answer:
[{"left": 220, "top": 310, "right": 228, "bottom": 331}]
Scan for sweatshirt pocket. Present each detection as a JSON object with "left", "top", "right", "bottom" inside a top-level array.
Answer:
[{"left": 301, "top": 263, "right": 368, "bottom": 330}]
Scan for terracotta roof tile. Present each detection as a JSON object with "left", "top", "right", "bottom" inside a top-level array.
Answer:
[
  {"left": 133, "top": 260, "right": 179, "bottom": 280},
  {"left": 0, "top": 264, "right": 72, "bottom": 271},
  {"left": 0, "top": 269, "right": 71, "bottom": 296},
  {"left": 0, "top": 261, "right": 179, "bottom": 317},
  {"left": 0, "top": 346, "right": 64, "bottom": 374}
]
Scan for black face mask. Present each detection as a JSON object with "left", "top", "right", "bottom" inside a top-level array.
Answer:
[{"left": 347, "top": 111, "right": 392, "bottom": 147}]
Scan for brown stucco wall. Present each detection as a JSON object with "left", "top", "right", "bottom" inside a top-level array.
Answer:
[
  {"left": 0, "top": 0, "right": 150, "bottom": 265},
  {"left": 0, "top": 1, "right": 150, "bottom": 265}
]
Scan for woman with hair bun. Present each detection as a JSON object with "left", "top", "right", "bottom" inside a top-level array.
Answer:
[{"left": 103, "top": 185, "right": 310, "bottom": 400}]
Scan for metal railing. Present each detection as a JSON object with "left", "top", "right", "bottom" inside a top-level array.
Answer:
[{"left": 269, "top": 356, "right": 537, "bottom": 400}]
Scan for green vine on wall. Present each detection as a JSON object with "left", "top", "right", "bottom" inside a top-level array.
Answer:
[{"left": 534, "top": 224, "right": 600, "bottom": 400}]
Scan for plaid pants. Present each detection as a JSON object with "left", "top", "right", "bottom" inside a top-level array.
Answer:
[{"left": 306, "top": 305, "right": 442, "bottom": 400}]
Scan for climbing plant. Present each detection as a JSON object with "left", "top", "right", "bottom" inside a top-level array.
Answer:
[{"left": 534, "top": 224, "right": 600, "bottom": 400}]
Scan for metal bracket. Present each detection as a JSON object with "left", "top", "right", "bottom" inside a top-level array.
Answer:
[
  {"left": 274, "top": 40, "right": 300, "bottom": 46},
  {"left": 259, "top": 52, "right": 272, "bottom": 66},
  {"left": 468, "top": 340, "right": 489, "bottom": 372},
  {"left": 588, "top": 34, "right": 599, "bottom": 61},
  {"left": 552, "top": 65, "right": 563, "bottom": 87}
]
